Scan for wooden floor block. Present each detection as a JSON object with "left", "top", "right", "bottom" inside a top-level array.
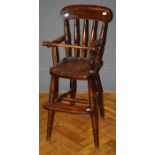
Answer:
[{"left": 40, "top": 92, "right": 116, "bottom": 155}]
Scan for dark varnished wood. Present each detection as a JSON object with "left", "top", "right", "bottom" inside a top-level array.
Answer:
[
  {"left": 64, "top": 20, "right": 72, "bottom": 57},
  {"left": 50, "top": 57, "right": 102, "bottom": 80},
  {"left": 74, "top": 19, "right": 80, "bottom": 57},
  {"left": 51, "top": 35, "right": 65, "bottom": 43},
  {"left": 47, "top": 75, "right": 58, "bottom": 140},
  {"left": 53, "top": 90, "right": 89, "bottom": 104},
  {"left": 54, "top": 90, "right": 71, "bottom": 103},
  {"left": 60, "top": 5, "right": 112, "bottom": 22},
  {"left": 96, "top": 23, "right": 108, "bottom": 60},
  {"left": 89, "top": 20, "right": 98, "bottom": 59},
  {"left": 42, "top": 4, "right": 112, "bottom": 148},
  {"left": 95, "top": 73, "right": 104, "bottom": 119},
  {"left": 82, "top": 19, "right": 89, "bottom": 59},
  {"left": 47, "top": 110, "right": 55, "bottom": 141},
  {"left": 44, "top": 102, "right": 93, "bottom": 114},
  {"left": 88, "top": 77, "right": 99, "bottom": 147},
  {"left": 90, "top": 21, "right": 98, "bottom": 45},
  {"left": 63, "top": 97, "right": 89, "bottom": 104},
  {"left": 70, "top": 79, "right": 76, "bottom": 105},
  {"left": 51, "top": 47, "right": 59, "bottom": 66}
]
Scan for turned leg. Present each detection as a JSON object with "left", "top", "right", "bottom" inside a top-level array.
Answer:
[
  {"left": 47, "top": 75, "right": 58, "bottom": 141},
  {"left": 70, "top": 79, "right": 76, "bottom": 105},
  {"left": 95, "top": 73, "right": 104, "bottom": 119},
  {"left": 88, "top": 77, "right": 99, "bottom": 148},
  {"left": 47, "top": 110, "right": 55, "bottom": 141}
]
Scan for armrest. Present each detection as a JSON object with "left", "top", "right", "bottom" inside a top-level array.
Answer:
[
  {"left": 42, "top": 35, "right": 65, "bottom": 47},
  {"left": 42, "top": 42, "right": 99, "bottom": 51}
]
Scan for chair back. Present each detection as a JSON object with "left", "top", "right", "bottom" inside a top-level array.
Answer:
[{"left": 60, "top": 5, "right": 112, "bottom": 60}]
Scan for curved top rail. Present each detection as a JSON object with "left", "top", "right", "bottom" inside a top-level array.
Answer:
[{"left": 60, "top": 4, "right": 113, "bottom": 23}]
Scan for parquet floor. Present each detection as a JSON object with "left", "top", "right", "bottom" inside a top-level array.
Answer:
[{"left": 40, "top": 92, "right": 116, "bottom": 155}]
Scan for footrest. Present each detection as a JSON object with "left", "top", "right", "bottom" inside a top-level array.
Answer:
[{"left": 44, "top": 102, "right": 93, "bottom": 114}]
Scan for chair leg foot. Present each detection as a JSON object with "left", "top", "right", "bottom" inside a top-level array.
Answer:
[
  {"left": 93, "top": 131, "right": 99, "bottom": 148},
  {"left": 47, "top": 75, "right": 58, "bottom": 141},
  {"left": 47, "top": 110, "right": 55, "bottom": 141},
  {"left": 88, "top": 78, "right": 99, "bottom": 148},
  {"left": 91, "top": 111, "right": 99, "bottom": 148}
]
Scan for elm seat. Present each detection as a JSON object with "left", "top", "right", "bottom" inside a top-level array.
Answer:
[{"left": 50, "top": 57, "right": 103, "bottom": 79}]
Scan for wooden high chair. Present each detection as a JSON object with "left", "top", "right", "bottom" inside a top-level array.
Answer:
[{"left": 42, "top": 4, "right": 112, "bottom": 148}]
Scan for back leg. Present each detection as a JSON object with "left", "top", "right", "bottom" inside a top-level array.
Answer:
[{"left": 70, "top": 79, "right": 77, "bottom": 105}]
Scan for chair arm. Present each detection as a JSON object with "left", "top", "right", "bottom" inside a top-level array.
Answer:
[
  {"left": 42, "top": 42, "right": 99, "bottom": 51},
  {"left": 42, "top": 35, "right": 65, "bottom": 47}
]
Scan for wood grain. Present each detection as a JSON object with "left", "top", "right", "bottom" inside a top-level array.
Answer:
[{"left": 40, "top": 92, "right": 116, "bottom": 155}]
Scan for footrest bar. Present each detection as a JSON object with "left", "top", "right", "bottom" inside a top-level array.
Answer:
[
  {"left": 63, "top": 97, "right": 89, "bottom": 104},
  {"left": 44, "top": 102, "right": 93, "bottom": 114}
]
